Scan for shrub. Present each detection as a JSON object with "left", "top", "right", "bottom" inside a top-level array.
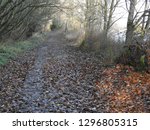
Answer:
[{"left": 115, "top": 43, "right": 150, "bottom": 71}]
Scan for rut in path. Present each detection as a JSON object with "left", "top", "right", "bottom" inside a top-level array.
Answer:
[{"left": 20, "top": 46, "right": 48, "bottom": 112}]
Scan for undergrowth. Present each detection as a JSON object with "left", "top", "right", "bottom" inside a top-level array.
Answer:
[
  {"left": 0, "top": 33, "right": 46, "bottom": 66},
  {"left": 79, "top": 33, "right": 124, "bottom": 65}
]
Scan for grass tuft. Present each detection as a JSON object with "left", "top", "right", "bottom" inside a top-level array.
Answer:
[{"left": 0, "top": 33, "right": 46, "bottom": 66}]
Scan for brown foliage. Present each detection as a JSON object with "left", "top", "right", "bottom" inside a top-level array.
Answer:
[{"left": 95, "top": 64, "right": 150, "bottom": 112}]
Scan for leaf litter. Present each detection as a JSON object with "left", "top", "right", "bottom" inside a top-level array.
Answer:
[{"left": 0, "top": 31, "right": 149, "bottom": 113}]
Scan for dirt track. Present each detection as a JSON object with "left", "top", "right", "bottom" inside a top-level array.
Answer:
[{"left": 0, "top": 31, "right": 105, "bottom": 113}]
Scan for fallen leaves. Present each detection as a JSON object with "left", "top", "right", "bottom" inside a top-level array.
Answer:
[
  {"left": 95, "top": 64, "right": 150, "bottom": 113},
  {"left": 123, "top": 72, "right": 150, "bottom": 86},
  {"left": 0, "top": 32, "right": 104, "bottom": 113},
  {"left": 0, "top": 50, "right": 36, "bottom": 112},
  {"left": 0, "top": 31, "right": 149, "bottom": 113}
]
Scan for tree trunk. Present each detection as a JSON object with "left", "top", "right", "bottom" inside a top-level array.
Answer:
[
  {"left": 125, "top": 0, "right": 136, "bottom": 44},
  {"left": 84, "top": 0, "right": 95, "bottom": 47},
  {"left": 145, "top": 11, "right": 150, "bottom": 34}
]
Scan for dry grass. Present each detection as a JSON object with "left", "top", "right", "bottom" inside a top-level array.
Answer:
[{"left": 65, "top": 30, "right": 85, "bottom": 47}]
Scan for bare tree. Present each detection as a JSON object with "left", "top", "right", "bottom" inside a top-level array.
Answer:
[
  {"left": 125, "top": 0, "right": 136, "bottom": 44},
  {"left": 84, "top": 0, "right": 96, "bottom": 46},
  {"left": 101, "top": 0, "right": 121, "bottom": 40},
  {"left": 0, "top": 0, "right": 60, "bottom": 40},
  {"left": 125, "top": 0, "right": 150, "bottom": 44}
]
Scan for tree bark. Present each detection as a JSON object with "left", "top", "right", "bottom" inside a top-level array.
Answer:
[{"left": 125, "top": 0, "right": 136, "bottom": 44}]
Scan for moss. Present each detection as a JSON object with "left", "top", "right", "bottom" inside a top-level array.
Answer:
[
  {"left": 140, "top": 55, "right": 146, "bottom": 66},
  {"left": 137, "top": 55, "right": 147, "bottom": 71}
]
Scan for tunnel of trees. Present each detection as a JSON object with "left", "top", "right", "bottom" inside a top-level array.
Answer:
[
  {"left": 0, "top": 0, "right": 150, "bottom": 70},
  {"left": 0, "top": 0, "right": 150, "bottom": 113},
  {"left": 0, "top": 0, "right": 60, "bottom": 40}
]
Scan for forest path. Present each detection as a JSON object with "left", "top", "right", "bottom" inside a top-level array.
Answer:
[{"left": 0, "top": 30, "right": 105, "bottom": 113}]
